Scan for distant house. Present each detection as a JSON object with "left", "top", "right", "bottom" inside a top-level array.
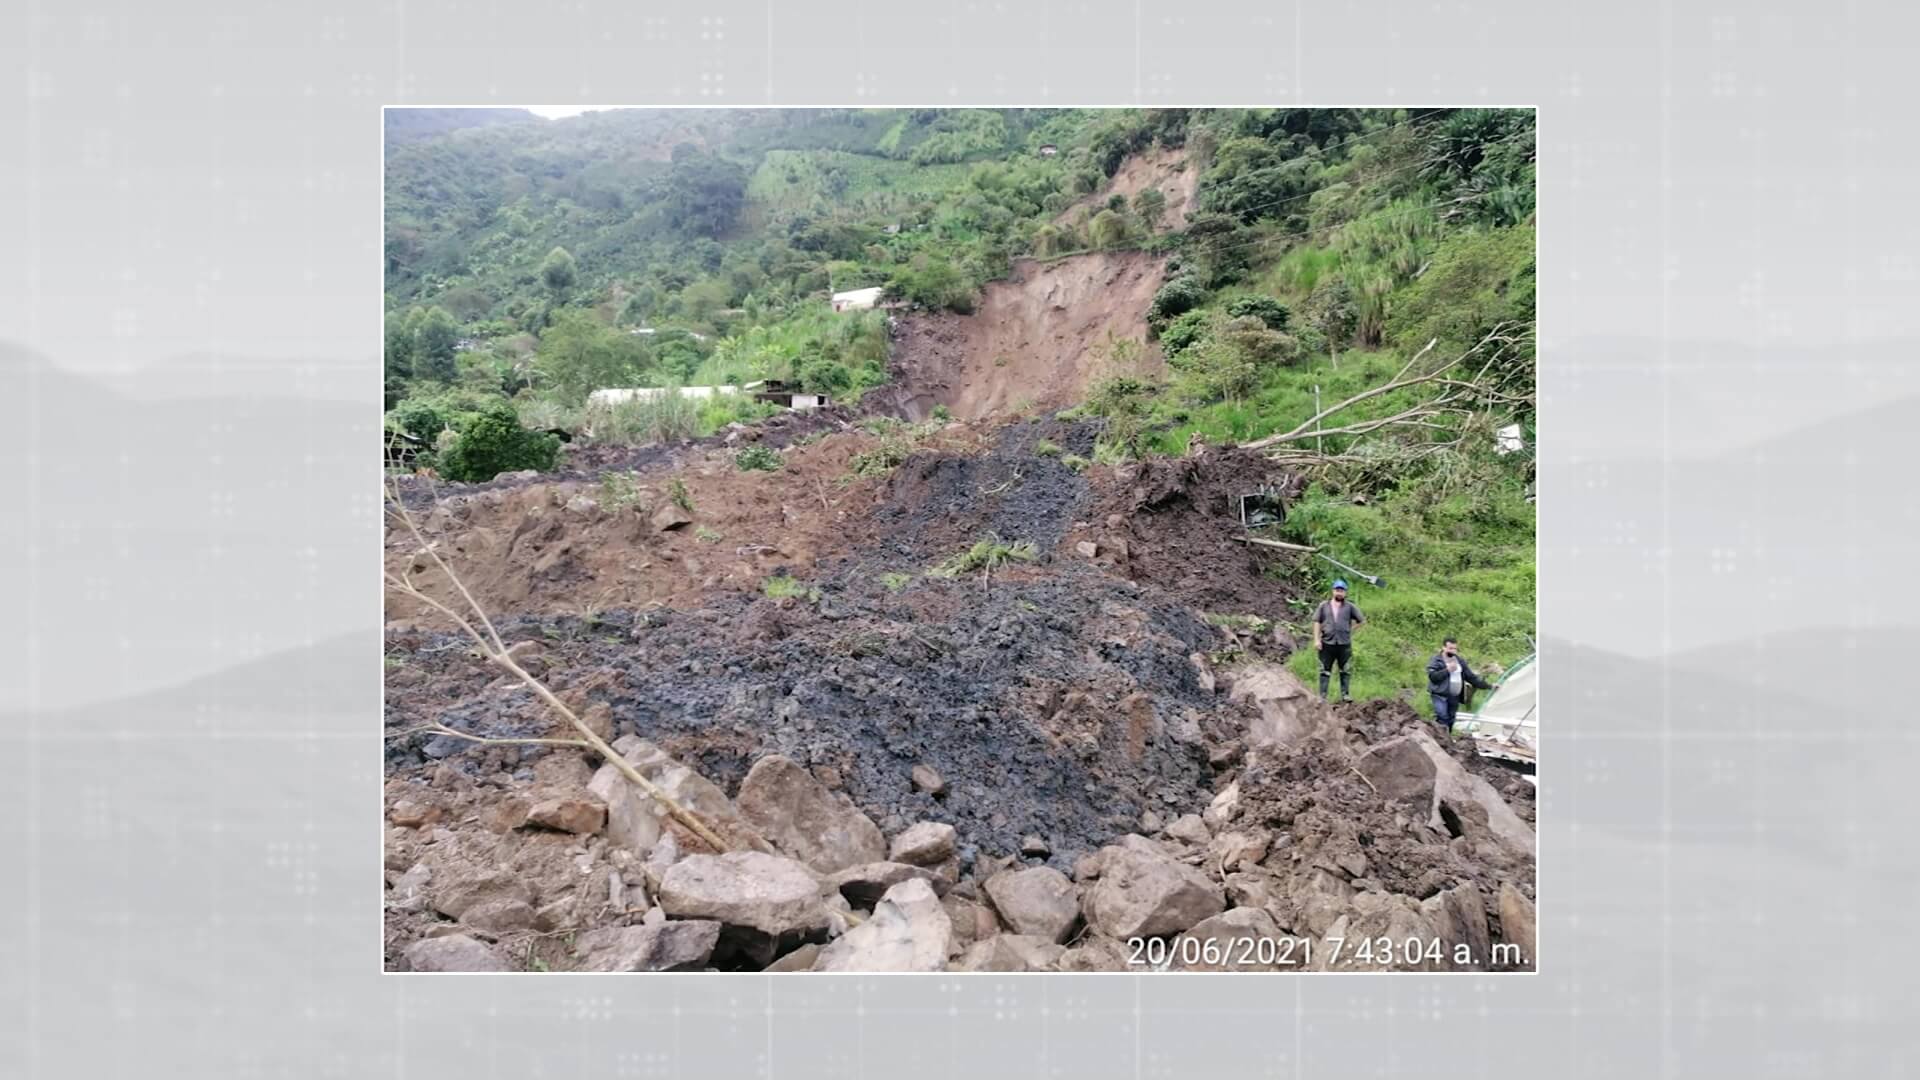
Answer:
[
  {"left": 830, "top": 286, "right": 885, "bottom": 313},
  {"left": 751, "top": 379, "right": 830, "bottom": 411},
  {"left": 1037, "top": 143, "right": 1059, "bottom": 157}
]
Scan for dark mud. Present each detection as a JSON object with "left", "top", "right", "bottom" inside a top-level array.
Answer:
[
  {"left": 386, "top": 561, "right": 1255, "bottom": 871},
  {"left": 860, "top": 417, "right": 1102, "bottom": 563}
]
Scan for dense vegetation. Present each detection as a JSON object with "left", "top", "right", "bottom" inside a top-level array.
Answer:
[{"left": 384, "top": 107, "right": 1534, "bottom": 699}]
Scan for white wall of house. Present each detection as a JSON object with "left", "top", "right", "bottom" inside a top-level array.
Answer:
[{"left": 830, "top": 286, "right": 885, "bottom": 312}]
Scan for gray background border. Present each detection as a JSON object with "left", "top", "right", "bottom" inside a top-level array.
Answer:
[{"left": 5, "top": 1, "right": 1918, "bottom": 1076}]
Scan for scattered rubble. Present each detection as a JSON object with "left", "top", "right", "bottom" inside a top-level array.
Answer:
[{"left": 385, "top": 383, "right": 1536, "bottom": 973}]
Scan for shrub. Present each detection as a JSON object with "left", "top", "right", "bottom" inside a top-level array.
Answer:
[
  {"left": 1147, "top": 275, "right": 1207, "bottom": 331},
  {"left": 600, "top": 470, "right": 643, "bottom": 510},
  {"left": 668, "top": 478, "right": 693, "bottom": 512},
  {"left": 762, "top": 575, "right": 817, "bottom": 600},
  {"left": 735, "top": 445, "right": 783, "bottom": 472},
  {"left": 880, "top": 572, "right": 913, "bottom": 592},
  {"left": 1061, "top": 454, "right": 1091, "bottom": 472},
  {"left": 1034, "top": 439, "right": 1063, "bottom": 457},
  {"left": 1226, "top": 294, "right": 1291, "bottom": 330},
  {"left": 436, "top": 403, "right": 561, "bottom": 482},
  {"left": 930, "top": 404, "right": 953, "bottom": 422},
  {"left": 1157, "top": 309, "right": 1212, "bottom": 358},
  {"left": 929, "top": 534, "right": 1039, "bottom": 578},
  {"left": 849, "top": 439, "right": 911, "bottom": 477}
]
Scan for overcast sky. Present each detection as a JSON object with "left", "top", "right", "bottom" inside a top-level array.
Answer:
[{"left": 524, "top": 106, "right": 615, "bottom": 119}]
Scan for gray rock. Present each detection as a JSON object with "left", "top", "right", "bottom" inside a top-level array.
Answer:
[
  {"left": 1019, "top": 834, "right": 1051, "bottom": 858},
  {"left": 1421, "top": 882, "right": 1492, "bottom": 971},
  {"left": 651, "top": 502, "right": 693, "bottom": 532},
  {"left": 829, "top": 861, "right": 948, "bottom": 908},
  {"left": 735, "top": 754, "right": 886, "bottom": 874},
  {"left": 889, "top": 821, "right": 957, "bottom": 867},
  {"left": 1165, "top": 814, "right": 1211, "bottom": 846},
  {"left": 1084, "top": 845, "right": 1225, "bottom": 939},
  {"left": 764, "top": 943, "right": 822, "bottom": 973},
  {"left": 812, "top": 878, "right": 952, "bottom": 972},
  {"left": 573, "top": 921, "right": 721, "bottom": 972},
  {"left": 1496, "top": 883, "right": 1536, "bottom": 970},
  {"left": 954, "top": 934, "right": 1065, "bottom": 972},
  {"left": 404, "top": 933, "right": 511, "bottom": 973},
  {"left": 656, "top": 852, "right": 828, "bottom": 937},
  {"left": 911, "top": 763, "right": 948, "bottom": 797},
  {"left": 982, "top": 866, "right": 1080, "bottom": 944},
  {"left": 1172, "top": 908, "right": 1302, "bottom": 971}
]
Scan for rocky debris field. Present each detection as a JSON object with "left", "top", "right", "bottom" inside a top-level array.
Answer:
[{"left": 385, "top": 405, "right": 1537, "bottom": 973}]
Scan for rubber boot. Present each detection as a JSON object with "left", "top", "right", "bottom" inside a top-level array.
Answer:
[
  {"left": 1339, "top": 670, "right": 1352, "bottom": 704},
  {"left": 1317, "top": 668, "right": 1330, "bottom": 700}
]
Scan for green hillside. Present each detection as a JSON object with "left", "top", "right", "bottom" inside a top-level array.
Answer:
[{"left": 383, "top": 107, "right": 1535, "bottom": 700}]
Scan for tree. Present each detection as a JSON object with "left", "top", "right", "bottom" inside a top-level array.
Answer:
[
  {"left": 540, "top": 246, "right": 578, "bottom": 300},
  {"left": 534, "top": 309, "right": 647, "bottom": 406},
  {"left": 1225, "top": 294, "right": 1290, "bottom": 330},
  {"left": 1146, "top": 275, "right": 1206, "bottom": 331},
  {"left": 383, "top": 313, "right": 418, "bottom": 381},
  {"left": 1088, "top": 208, "right": 1131, "bottom": 249},
  {"left": 412, "top": 306, "right": 461, "bottom": 382},
  {"left": 1131, "top": 187, "right": 1166, "bottom": 228},
  {"left": 664, "top": 145, "right": 748, "bottom": 238},
  {"left": 436, "top": 403, "right": 561, "bottom": 483}
]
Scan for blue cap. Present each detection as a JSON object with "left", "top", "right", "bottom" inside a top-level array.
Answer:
[{"left": 1332, "top": 579, "right": 1349, "bottom": 590}]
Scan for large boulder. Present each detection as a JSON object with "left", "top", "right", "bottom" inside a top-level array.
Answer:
[
  {"left": 812, "top": 878, "right": 952, "bottom": 972},
  {"left": 1355, "top": 736, "right": 1440, "bottom": 811},
  {"left": 404, "top": 934, "right": 511, "bottom": 972},
  {"left": 735, "top": 755, "right": 886, "bottom": 874},
  {"left": 941, "top": 895, "right": 999, "bottom": 956},
  {"left": 1084, "top": 844, "right": 1225, "bottom": 939},
  {"left": 1420, "top": 882, "right": 1492, "bottom": 971},
  {"left": 1171, "top": 908, "right": 1307, "bottom": 972},
  {"left": 1224, "top": 661, "right": 1330, "bottom": 749},
  {"left": 656, "top": 851, "right": 827, "bottom": 937},
  {"left": 572, "top": 921, "right": 721, "bottom": 972},
  {"left": 590, "top": 738, "right": 765, "bottom": 858},
  {"left": 1309, "top": 893, "right": 1448, "bottom": 972},
  {"left": 1497, "top": 882, "right": 1537, "bottom": 971},
  {"left": 1407, "top": 729, "right": 1536, "bottom": 857},
  {"left": 982, "top": 866, "right": 1081, "bottom": 944},
  {"left": 889, "top": 821, "right": 957, "bottom": 867}
]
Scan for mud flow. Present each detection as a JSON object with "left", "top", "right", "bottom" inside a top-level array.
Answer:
[{"left": 385, "top": 255, "right": 1536, "bottom": 974}]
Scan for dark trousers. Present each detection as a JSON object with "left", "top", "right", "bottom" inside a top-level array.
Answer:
[
  {"left": 1317, "top": 643, "right": 1352, "bottom": 699},
  {"left": 1431, "top": 693, "right": 1461, "bottom": 731}
]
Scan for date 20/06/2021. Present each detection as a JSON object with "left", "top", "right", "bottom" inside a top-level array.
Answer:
[{"left": 1126, "top": 934, "right": 1527, "bottom": 970}]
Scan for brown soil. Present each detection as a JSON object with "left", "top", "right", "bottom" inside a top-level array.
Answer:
[
  {"left": 385, "top": 423, "right": 985, "bottom": 623},
  {"left": 383, "top": 226, "right": 1536, "bottom": 971},
  {"left": 1056, "top": 144, "right": 1203, "bottom": 231},
  {"left": 874, "top": 252, "right": 1169, "bottom": 422}
]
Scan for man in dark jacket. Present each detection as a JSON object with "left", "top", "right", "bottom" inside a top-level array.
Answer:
[
  {"left": 1312, "top": 579, "right": 1365, "bottom": 702},
  {"left": 1427, "top": 637, "right": 1493, "bottom": 732}
]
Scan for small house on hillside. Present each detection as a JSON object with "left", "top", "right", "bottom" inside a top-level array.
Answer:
[
  {"left": 752, "top": 379, "right": 830, "bottom": 411},
  {"left": 1037, "top": 143, "right": 1059, "bottom": 157},
  {"left": 830, "top": 286, "right": 885, "bottom": 313}
]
